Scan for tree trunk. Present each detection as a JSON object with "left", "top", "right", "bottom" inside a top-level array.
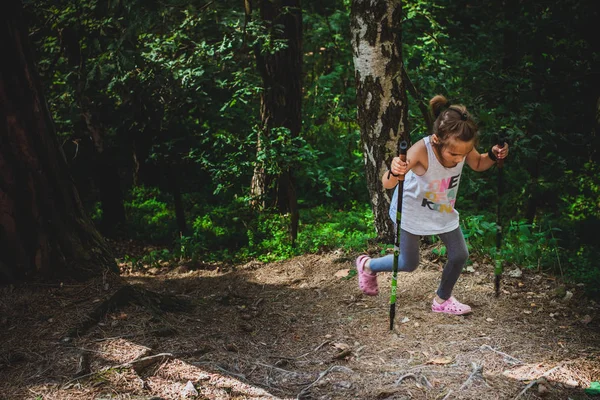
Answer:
[
  {"left": 0, "top": 0, "right": 117, "bottom": 283},
  {"left": 165, "top": 163, "right": 188, "bottom": 236},
  {"left": 351, "top": 0, "right": 408, "bottom": 242},
  {"left": 249, "top": 0, "right": 302, "bottom": 243}
]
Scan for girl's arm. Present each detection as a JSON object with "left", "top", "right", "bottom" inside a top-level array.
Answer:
[
  {"left": 465, "top": 143, "right": 509, "bottom": 172},
  {"left": 382, "top": 139, "right": 427, "bottom": 189}
]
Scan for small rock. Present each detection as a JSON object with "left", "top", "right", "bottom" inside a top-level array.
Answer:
[
  {"left": 486, "top": 318, "right": 494, "bottom": 322},
  {"left": 333, "top": 381, "right": 352, "bottom": 390},
  {"left": 538, "top": 382, "right": 549, "bottom": 396},
  {"left": 225, "top": 343, "right": 238, "bottom": 352},
  {"left": 562, "top": 291, "right": 573, "bottom": 302},
  {"left": 508, "top": 268, "right": 522, "bottom": 278},
  {"left": 181, "top": 380, "right": 198, "bottom": 398},
  {"left": 173, "top": 266, "right": 189, "bottom": 274},
  {"left": 465, "top": 266, "right": 475, "bottom": 273},
  {"left": 565, "top": 378, "right": 579, "bottom": 387}
]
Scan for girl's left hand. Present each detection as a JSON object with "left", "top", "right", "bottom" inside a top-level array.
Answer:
[{"left": 493, "top": 143, "right": 509, "bottom": 160}]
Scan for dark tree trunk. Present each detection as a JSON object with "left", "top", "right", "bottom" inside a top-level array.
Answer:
[
  {"left": 0, "top": 0, "right": 117, "bottom": 283},
  {"left": 502, "top": 0, "right": 519, "bottom": 70},
  {"left": 165, "top": 164, "right": 188, "bottom": 236},
  {"left": 351, "top": 0, "right": 408, "bottom": 242},
  {"left": 249, "top": 0, "right": 302, "bottom": 243},
  {"left": 94, "top": 148, "right": 126, "bottom": 234},
  {"left": 60, "top": 17, "right": 125, "bottom": 232}
]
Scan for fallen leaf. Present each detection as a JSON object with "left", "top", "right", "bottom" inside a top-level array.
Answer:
[
  {"left": 428, "top": 356, "right": 453, "bottom": 365},
  {"left": 332, "top": 342, "right": 351, "bottom": 351},
  {"left": 333, "top": 348, "right": 352, "bottom": 359},
  {"left": 334, "top": 269, "right": 350, "bottom": 278}
]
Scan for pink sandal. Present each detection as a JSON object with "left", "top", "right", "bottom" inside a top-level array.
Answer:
[
  {"left": 356, "top": 255, "right": 378, "bottom": 296},
  {"left": 431, "top": 296, "right": 472, "bottom": 315}
]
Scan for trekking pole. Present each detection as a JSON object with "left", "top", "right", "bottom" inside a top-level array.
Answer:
[
  {"left": 494, "top": 133, "right": 506, "bottom": 297},
  {"left": 389, "top": 140, "right": 408, "bottom": 330}
]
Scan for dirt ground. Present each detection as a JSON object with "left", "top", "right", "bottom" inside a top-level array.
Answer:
[{"left": 1, "top": 242, "right": 599, "bottom": 400}]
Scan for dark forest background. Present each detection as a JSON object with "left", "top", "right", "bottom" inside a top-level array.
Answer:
[{"left": 12, "top": 0, "right": 600, "bottom": 297}]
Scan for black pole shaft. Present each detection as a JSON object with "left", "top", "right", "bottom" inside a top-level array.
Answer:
[
  {"left": 389, "top": 140, "right": 408, "bottom": 330},
  {"left": 494, "top": 134, "right": 506, "bottom": 296}
]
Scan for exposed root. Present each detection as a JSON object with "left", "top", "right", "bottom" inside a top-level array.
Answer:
[{"left": 63, "top": 284, "right": 189, "bottom": 339}]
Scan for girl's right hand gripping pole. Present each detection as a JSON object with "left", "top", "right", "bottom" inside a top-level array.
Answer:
[
  {"left": 390, "top": 140, "right": 408, "bottom": 331},
  {"left": 494, "top": 134, "right": 506, "bottom": 297}
]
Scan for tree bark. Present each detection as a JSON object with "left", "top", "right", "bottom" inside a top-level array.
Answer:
[
  {"left": 0, "top": 0, "right": 117, "bottom": 283},
  {"left": 351, "top": 0, "right": 408, "bottom": 242},
  {"left": 249, "top": 0, "right": 302, "bottom": 243}
]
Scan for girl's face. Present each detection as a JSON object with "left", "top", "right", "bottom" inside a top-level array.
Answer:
[{"left": 434, "top": 135, "right": 474, "bottom": 168}]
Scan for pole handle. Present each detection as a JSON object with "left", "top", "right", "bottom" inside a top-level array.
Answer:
[
  {"left": 497, "top": 134, "right": 506, "bottom": 168},
  {"left": 396, "top": 140, "right": 408, "bottom": 181}
]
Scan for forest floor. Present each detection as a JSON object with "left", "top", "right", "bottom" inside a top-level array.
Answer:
[{"left": 1, "top": 240, "right": 599, "bottom": 400}]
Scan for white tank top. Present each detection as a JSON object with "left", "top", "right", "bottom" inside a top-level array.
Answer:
[{"left": 389, "top": 136, "right": 464, "bottom": 235}]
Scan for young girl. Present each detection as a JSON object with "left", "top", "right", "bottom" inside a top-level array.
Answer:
[{"left": 356, "top": 95, "right": 509, "bottom": 315}]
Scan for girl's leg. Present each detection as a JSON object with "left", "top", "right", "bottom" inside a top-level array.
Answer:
[
  {"left": 356, "top": 228, "right": 421, "bottom": 296},
  {"left": 435, "top": 226, "right": 469, "bottom": 300},
  {"left": 368, "top": 229, "right": 420, "bottom": 273}
]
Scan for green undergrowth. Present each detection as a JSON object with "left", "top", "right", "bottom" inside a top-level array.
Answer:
[{"left": 121, "top": 188, "right": 599, "bottom": 299}]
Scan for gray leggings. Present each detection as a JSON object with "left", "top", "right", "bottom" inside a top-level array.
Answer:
[{"left": 369, "top": 226, "right": 468, "bottom": 300}]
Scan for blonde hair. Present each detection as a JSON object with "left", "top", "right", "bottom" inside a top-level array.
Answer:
[{"left": 430, "top": 95, "right": 478, "bottom": 148}]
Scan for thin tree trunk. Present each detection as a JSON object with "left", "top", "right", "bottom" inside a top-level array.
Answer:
[
  {"left": 249, "top": 0, "right": 302, "bottom": 243},
  {"left": 351, "top": 0, "right": 408, "bottom": 242},
  {"left": 165, "top": 163, "right": 188, "bottom": 236},
  {"left": 0, "top": 0, "right": 117, "bottom": 283}
]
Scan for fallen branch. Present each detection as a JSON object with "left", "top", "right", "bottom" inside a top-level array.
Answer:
[
  {"left": 296, "top": 365, "right": 353, "bottom": 399},
  {"left": 459, "top": 362, "right": 488, "bottom": 390},
  {"left": 512, "top": 380, "right": 537, "bottom": 400},
  {"left": 63, "top": 352, "right": 173, "bottom": 388},
  {"left": 513, "top": 366, "right": 562, "bottom": 400},
  {"left": 396, "top": 373, "right": 418, "bottom": 385},
  {"left": 480, "top": 344, "right": 523, "bottom": 365},
  {"left": 192, "top": 361, "right": 247, "bottom": 381},
  {"left": 72, "top": 350, "right": 91, "bottom": 379}
]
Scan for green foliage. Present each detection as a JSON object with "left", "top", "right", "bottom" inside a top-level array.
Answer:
[
  {"left": 237, "top": 203, "right": 375, "bottom": 263},
  {"left": 431, "top": 246, "right": 447, "bottom": 257},
  {"left": 24, "top": 0, "right": 600, "bottom": 297},
  {"left": 124, "top": 186, "right": 177, "bottom": 241},
  {"left": 125, "top": 191, "right": 375, "bottom": 265},
  {"left": 461, "top": 215, "right": 560, "bottom": 270}
]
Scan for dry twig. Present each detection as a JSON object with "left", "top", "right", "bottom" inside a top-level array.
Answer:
[
  {"left": 512, "top": 365, "right": 562, "bottom": 400},
  {"left": 296, "top": 365, "right": 353, "bottom": 399},
  {"left": 480, "top": 344, "right": 522, "bottom": 365}
]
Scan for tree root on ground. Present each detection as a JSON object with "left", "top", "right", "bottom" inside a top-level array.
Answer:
[{"left": 63, "top": 284, "right": 190, "bottom": 340}]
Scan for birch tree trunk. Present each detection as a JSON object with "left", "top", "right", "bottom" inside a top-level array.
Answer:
[{"left": 351, "top": 0, "right": 408, "bottom": 242}]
